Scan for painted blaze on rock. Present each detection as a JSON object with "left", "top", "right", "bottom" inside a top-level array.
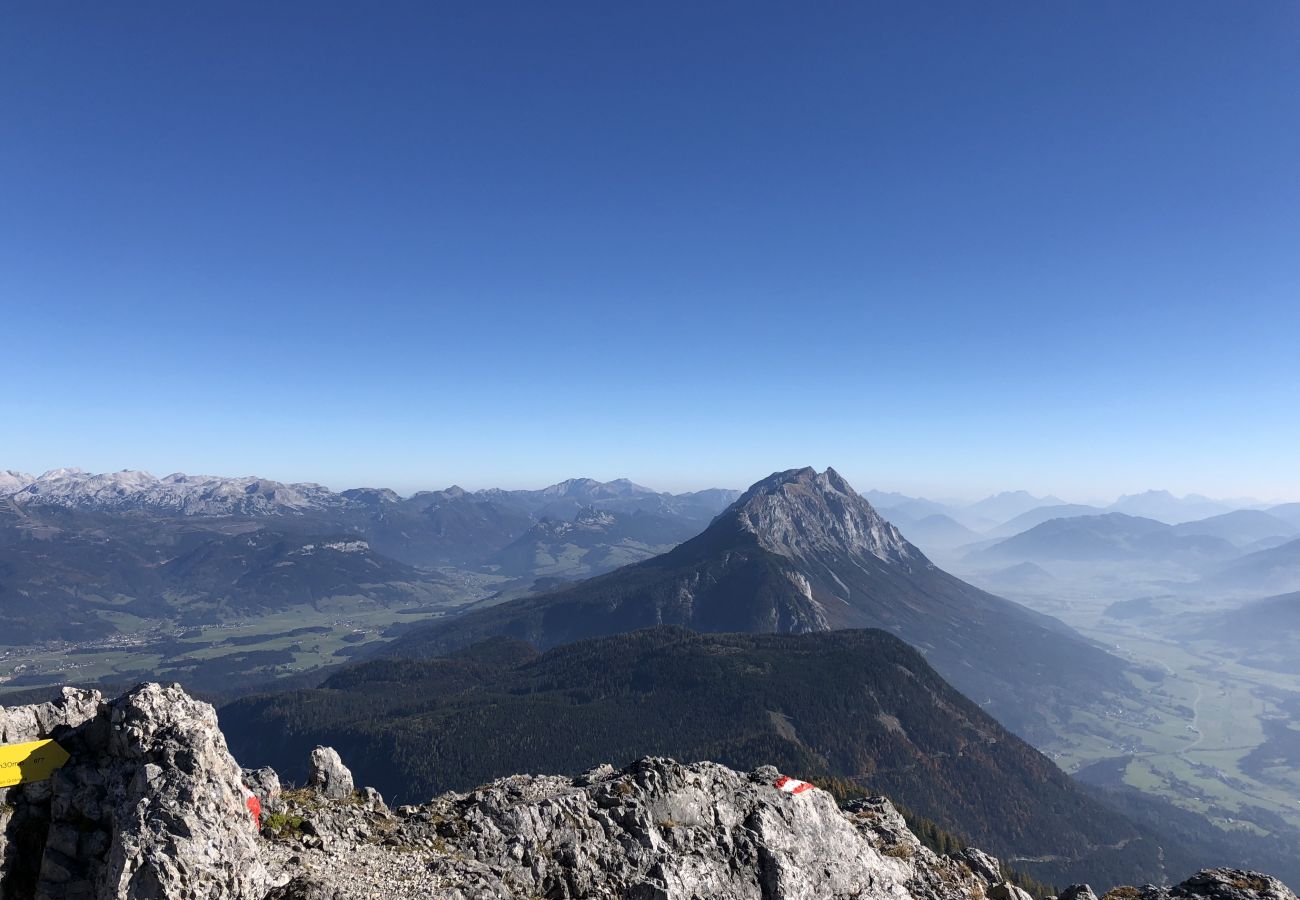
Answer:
[{"left": 773, "top": 774, "right": 815, "bottom": 794}]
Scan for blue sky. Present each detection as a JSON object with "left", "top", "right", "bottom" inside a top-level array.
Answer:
[{"left": 2, "top": 2, "right": 1297, "bottom": 499}]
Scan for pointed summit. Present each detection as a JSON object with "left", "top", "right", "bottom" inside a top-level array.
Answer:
[{"left": 728, "top": 467, "right": 914, "bottom": 565}]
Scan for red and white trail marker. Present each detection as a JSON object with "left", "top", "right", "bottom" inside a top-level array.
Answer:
[{"left": 773, "top": 775, "right": 814, "bottom": 795}]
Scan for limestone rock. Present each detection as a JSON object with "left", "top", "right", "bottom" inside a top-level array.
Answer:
[
  {"left": 243, "top": 766, "right": 283, "bottom": 812},
  {"left": 0, "top": 687, "right": 102, "bottom": 745},
  {"left": 262, "top": 875, "right": 341, "bottom": 900},
  {"left": 261, "top": 755, "right": 986, "bottom": 900},
  {"left": 359, "top": 786, "right": 385, "bottom": 813},
  {"left": 1060, "top": 885, "right": 1100, "bottom": 900},
  {"left": 0, "top": 683, "right": 268, "bottom": 900},
  {"left": 960, "top": 847, "right": 1005, "bottom": 883},
  {"left": 250, "top": 754, "right": 1300, "bottom": 900},
  {"left": 990, "top": 884, "right": 1035, "bottom": 900},
  {"left": 306, "top": 748, "right": 353, "bottom": 800}
]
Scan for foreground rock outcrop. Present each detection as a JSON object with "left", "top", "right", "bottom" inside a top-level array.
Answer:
[
  {"left": 1137, "top": 870, "right": 1298, "bottom": 900},
  {"left": 0, "top": 684, "right": 267, "bottom": 900},
  {"left": 3, "top": 683, "right": 1297, "bottom": 900},
  {"left": 261, "top": 757, "right": 994, "bottom": 899}
]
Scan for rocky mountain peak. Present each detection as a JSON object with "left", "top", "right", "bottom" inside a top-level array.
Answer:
[
  {"left": 339, "top": 486, "right": 401, "bottom": 505},
  {"left": 728, "top": 466, "right": 917, "bottom": 565},
  {"left": 526, "top": 506, "right": 617, "bottom": 539},
  {"left": 573, "top": 505, "right": 617, "bottom": 527},
  {"left": 0, "top": 470, "right": 34, "bottom": 494},
  {"left": 539, "top": 476, "right": 654, "bottom": 499},
  {"left": 541, "top": 477, "right": 603, "bottom": 496}
]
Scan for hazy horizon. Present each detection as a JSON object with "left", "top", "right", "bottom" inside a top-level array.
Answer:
[{"left": 3, "top": 462, "right": 1296, "bottom": 509}]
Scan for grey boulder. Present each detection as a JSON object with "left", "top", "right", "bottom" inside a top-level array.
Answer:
[
  {"left": 307, "top": 747, "right": 354, "bottom": 800},
  {"left": 1059, "top": 885, "right": 1100, "bottom": 900}
]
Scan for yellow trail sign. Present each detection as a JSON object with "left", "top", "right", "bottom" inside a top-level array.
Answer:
[{"left": 0, "top": 739, "right": 71, "bottom": 788}]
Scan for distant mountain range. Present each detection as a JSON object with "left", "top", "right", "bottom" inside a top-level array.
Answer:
[
  {"left": 0, "top": 469, "right": 741, "bottom": 643},
  {"left": 839, "top": 488, "right": 1296, "bottom": 562},
  {"left": 985, "top": 504, "right": 1108, "bottom": 539},
  {"left": 4, "top": 468, "right": 1295, "bottom": 647},
  {"left": 967, "top": 509, "right": 1300, "bottom": 583},
  {"left": 1108, "top": 490, "right": 1237, "bottom": 525},
  {"left": 959, "top": 491, "right": 1067, "bottom": 528},
  {"left": 0, "top": 469, "right": 737, "bottom": 552},
  {"left": 383, "top": 467, "right": 1137, "bottom": 742},
  {"left": 4, "top": 467, "right": 1289, "bottom": 538},
  {"left": 973, "top": 514, "right": 1242, "bottom": 566}
]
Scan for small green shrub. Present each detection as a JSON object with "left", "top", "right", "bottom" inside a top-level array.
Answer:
[{"left": 263, "top": 812, "right": 305, "bottom": 838}]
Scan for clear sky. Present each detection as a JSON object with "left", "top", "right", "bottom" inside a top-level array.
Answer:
[{"left": 2, "top": 2, "right": 1297, "bottom": 500}]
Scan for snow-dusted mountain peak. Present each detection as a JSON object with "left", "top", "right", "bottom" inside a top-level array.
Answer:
[
  {"left": 730, "top": 467, "right": 915, "bottom": 565},
  {"left": 0, "top": 470, "right": 35, "bottom": 495},
  {"left": 37, "top": 467, "right": 86, "bottom": 480},
  {"left": 1, "top": 467, "right": 744, "bottom": 540},
  {"left": 9, "top": 469, "right": 337, "bottom": 516}
]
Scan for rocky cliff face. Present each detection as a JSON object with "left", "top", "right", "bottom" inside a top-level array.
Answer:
[
  {"left": 1, "top": 684, "right": 1295, "bottom": 900},
  {"left": 733, "top": 467, "right": 916, "bottom": 568},
  {"left": 0, "top": 684, "right": 267, "bottom": 900},
  {"left": 257, "top": 756, "right": 998, "bottom": 900}
]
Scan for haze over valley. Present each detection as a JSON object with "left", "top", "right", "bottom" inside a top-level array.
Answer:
[{"left": 4, "top": 464, "right": 1300, "bottom": 888}]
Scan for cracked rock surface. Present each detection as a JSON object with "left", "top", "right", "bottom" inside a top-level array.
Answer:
[
  {"left": 1, "top": 684, "right": 267, "bottom": 900},
  {"left": 259, "top": 758, "right": 987, "bottom": 900}
]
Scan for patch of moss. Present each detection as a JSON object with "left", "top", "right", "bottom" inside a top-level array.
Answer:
[{"left": 263, "top": 812, "right": 305, "bottom": 839}]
